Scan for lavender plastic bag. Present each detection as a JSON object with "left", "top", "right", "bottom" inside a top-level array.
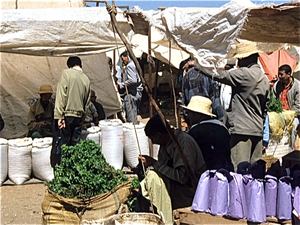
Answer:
[
  {"left": 210, "top": 171, "right": 229, "bottom": 216},
  {"left": 242, "top": 173, "right": 253, "bottom": 210},
  {"left": 208, "top": 170, "right": 218, "bottom": 213},
  {"left": 247, "top": 179, "right": 266, "bottom": 223},
  {"left": 265, "top": 175, "right": 278, "bottom": 217},
  {"left": 293, "top": 186, "right": 300, "bottom": 221},
  {"left": 277, "top": 176, "right": 292, "bottom": 220},
  {"left": 227, "top": 172, "right": 247, "bottom": 219},
  {"left": 192, "top": 170, "right": 210, "bottom": 212}
]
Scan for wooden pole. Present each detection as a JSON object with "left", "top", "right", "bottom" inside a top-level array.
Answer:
[
  {"left": 106, "top": 3, "right": 197, "bottom": 187},
  {"left": 148, "top": 25, "right": 153, "bottom": 119}
]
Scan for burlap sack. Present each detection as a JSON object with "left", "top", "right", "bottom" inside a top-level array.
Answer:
[
  {"left": 268, "top": 110, "right": 295, "bottom": 140},
  {"left": 42, "top": 181, "right": 131, "bottom": 224}
]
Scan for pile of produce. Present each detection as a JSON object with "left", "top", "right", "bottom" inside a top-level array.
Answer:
[
  {"left": 48, "top": 139, "right": 128, "bottom": 199},
  {"left": 268, "top": 90, "right": 282, "bottom": 113}
]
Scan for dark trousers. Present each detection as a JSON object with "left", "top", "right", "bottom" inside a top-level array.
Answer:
[
  {"left": 51, "top": 117, "right": 83, "bottom": 168},
  {"left": 64, "top": 117, "right": 83, "bottom": 146}
]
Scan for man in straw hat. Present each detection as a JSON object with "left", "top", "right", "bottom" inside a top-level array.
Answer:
[
  {"left": 27, "top": 84, "right": 54, "bottom": 138},
  {"left": 184, "top": 40, "right": 270, "bottom": 172},
  {"left": 138, "top": 114, "right": 206, "bottom": 224},
  {"left": 182, "top": 95, "right": 232, "bottom": 171}
]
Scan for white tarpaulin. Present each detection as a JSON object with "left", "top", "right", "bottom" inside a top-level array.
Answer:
[
  {"left": 132, "top": 0, "right": 256, "bottom": 72},
  {"left": 0, "top": 52, "right": 122, "bottom": 139},
  {"left": 0, "top": 7, "right": 133, "bottom": 56}
]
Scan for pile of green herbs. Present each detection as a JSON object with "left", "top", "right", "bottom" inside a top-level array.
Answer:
[
  {"left": 48, "top": 139, "right": 128, "bottom": 199},
  {"left": 127, "top": 177, "right": 140, "bottom": 212},
  {"left": 268, "top": 90, "right": 283, "bottom": 113}
]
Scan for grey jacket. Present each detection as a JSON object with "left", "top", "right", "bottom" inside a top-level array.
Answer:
[
  {"left": 273, "top": 77, "right": 300, "bottom": 118},
  {"left": 197, "top": 64, "right": 270, "bottom": 137}
]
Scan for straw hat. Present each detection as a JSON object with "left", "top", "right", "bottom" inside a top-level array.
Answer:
[
  {"left": 38, "top": 85, "right": 53, "bottom": 94},
  {"left": 181, "top": 96, "right": 216, "bottom": 117},
  {"left": 233, "top": 41, "right": 262, "bottom": 59}
]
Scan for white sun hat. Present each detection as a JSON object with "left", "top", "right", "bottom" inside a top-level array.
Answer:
[{"left": 181, "top": 96, "right": 216, "bottom": 117}]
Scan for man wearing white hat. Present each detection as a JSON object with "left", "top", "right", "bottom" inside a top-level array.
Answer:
[
  {"left": 184, "top": 41, "right": 270, "bottom": 172},
  {"left": 27, "top": 84, "right": 54, "bottom": 138},
  {"left": 182, "top": 95, "right": 232, "bottom": 171}
]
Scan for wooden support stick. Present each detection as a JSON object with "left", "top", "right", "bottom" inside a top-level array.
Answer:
[{"left": 106, "top": 3, "right": 197, "bottom": 187}]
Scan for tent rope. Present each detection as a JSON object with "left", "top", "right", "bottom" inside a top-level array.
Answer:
[{"left": 108, "top": 1, "right": 155, "bottom": 214}]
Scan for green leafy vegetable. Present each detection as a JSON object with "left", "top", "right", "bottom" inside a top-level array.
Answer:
[
  {"left": 48, "top": 139, "right": 128, "bottom": 199},
  {"left": 127, "top": 177, "right": 140, "bottom": 212},
  {"left": 268, "top": 90, "right": 283, "bottom": 113}
]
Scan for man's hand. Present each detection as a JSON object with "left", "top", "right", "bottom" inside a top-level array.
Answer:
[
  {"left": 58, "top": 119, "right": 66, "bottom": 129},
  {"left": 138, "top": 155, "right": 157, "bottom": 168}
]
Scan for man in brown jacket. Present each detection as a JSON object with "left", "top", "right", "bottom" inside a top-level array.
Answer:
[{"left": 27, "top": 85, "right": 54, "bottom": 138}]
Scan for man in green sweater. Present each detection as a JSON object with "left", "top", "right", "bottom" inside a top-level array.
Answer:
[{"left": 52, "top": 56, "right": 90, "bottom": 167}]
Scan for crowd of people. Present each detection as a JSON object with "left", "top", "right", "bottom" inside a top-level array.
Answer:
[{"left": 1, "top": 41, "right": 299, "bottom": 224}]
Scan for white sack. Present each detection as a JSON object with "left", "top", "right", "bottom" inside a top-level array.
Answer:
[
  {"left": 99, "top": 119, "right": 123, "bottom": 170},
  {"left": 0, "top": 138, "right": 8, "bottom": 185},
  {"left": 8, "top": 137, "right": 32, "bottom": 184},
  {"left": 123, "top": 123, "right": 149, "bottom": 168},
  {"left": 32, "top": 137, "right": 54, "bottom": 182},
  {"left": 86, "top": 126, "right": 101, "bottom": 145}
]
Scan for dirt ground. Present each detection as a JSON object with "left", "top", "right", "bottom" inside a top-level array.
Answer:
[
  {"left": 0, "top": 107, "right": 179, "bottom": 225},
  {"left": 1, "top": 180, "right": 46, "bottom": 225}
]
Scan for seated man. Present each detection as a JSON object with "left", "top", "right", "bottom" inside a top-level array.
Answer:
[
  {"left": 139, "top": 114, "right": 206, "bottom": 224},
  {"left": 82, "top": 101, "right": 99, "bottom": 129},
  {"left": 273, "top": 64, "right": 300, "bottom": 151},
  {"left": 90, "top": 90, "right": 105, "bottom": 121},
  {"left": 182, "top": 96, "right": 232, "bottom": 171},
  {"left": 27, "top": 85, "right": 54, "bottom": 138}
]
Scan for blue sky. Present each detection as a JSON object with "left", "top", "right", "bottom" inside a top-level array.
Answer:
[{"left": 86, "top": 0, "right": 292, "bottom": 10}]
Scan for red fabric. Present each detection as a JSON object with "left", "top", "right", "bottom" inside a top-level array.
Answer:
[
  {"left": 259, "top": 50, "right": 297, "bottom": 83},
  {"left": 280, "top": 86, "right": 291, "bottom": 110}
]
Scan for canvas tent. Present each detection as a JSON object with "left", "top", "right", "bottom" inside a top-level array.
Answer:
[
  {"left": 1, "top": 0, "right": 300, "bottom": 138},
  {"left": 0, "top": 6, "right": 134, "bottom": 139},
  {"left": 128, "top": 0, "right": 300, "bottom": 73}
]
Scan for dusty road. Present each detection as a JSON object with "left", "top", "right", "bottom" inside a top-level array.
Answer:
[{"left": 1, "top": 180, "right": 46, "bottom": 225}]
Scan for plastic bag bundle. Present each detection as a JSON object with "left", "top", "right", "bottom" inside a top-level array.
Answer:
[
  {"left": 277, "top": 176, "right": 292, "bottom": 220},
  {"left": 191, "top": 170, "right": 211, "bottom": 212},
  {"left": 227, "top": 172, "right": 247, "bottom": 219},
  {"left": 265, "top": 175, "right": 278, "bottom": 217},
  {"left": 210, "top": 171, "right": 229, "bottom": 216},
  {"left": 0, "top": 138, "right": 8, "bottom": 185},
  {"left": 247, "top": 179, "right": 266, "bottom": 223},
  {"left": 242, "top": 174, "right": 253, "bottom": 209},
  {"left": 268, "top": 111, "right": 295, "bottom": 140},
  {"left": 86, "top": 126, "right": 101, "bottom": 145},
  {"left": 32, "top": 137, "right": 54, "bottom": 182},
  {"left": 8, "top": 138, "right": 32, "bottom": 184},
  {"left": 99, "top": 119, "right": 123, "bottom": 170},
  {"left": 123, "top": 123, "right": 149, "bottom": 168}
]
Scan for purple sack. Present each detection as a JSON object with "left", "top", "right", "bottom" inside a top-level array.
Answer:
[
  {"left": 192, "top": 170, "right": 210, "bottom": 212},
  {"left": 227, "top": 172, "right": 247, "bottom": 219},
  {"left": 208, "top": 170, "right": 218, "bottom": 213},
  {"left": 277, "top": 176, "right": 292, "bottom": 220},
  {"left": 247, "top": 179, "right": 266, "bottom": 223},
  {"left": 265, "top": 175, "right": 278, "bottom": 217},
  {"left": 293, "top": 186, "right": 300, "bottom": 220},
  {"left": 210, "top": 171, "right": 229, "bottom": 216},
  {"left": 242, "top": 174, "right": 253, "bottom": 209}
]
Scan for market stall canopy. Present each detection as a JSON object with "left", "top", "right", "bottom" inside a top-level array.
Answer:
[
  {"left": 0, "top": 53, "right": 121, "bottom": 139},
  {"left": 125, "top": 0, "right": 300, "bottom": 72},
  {"left": 0, "top": 6, "right": 133, "bottom": 56}
]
